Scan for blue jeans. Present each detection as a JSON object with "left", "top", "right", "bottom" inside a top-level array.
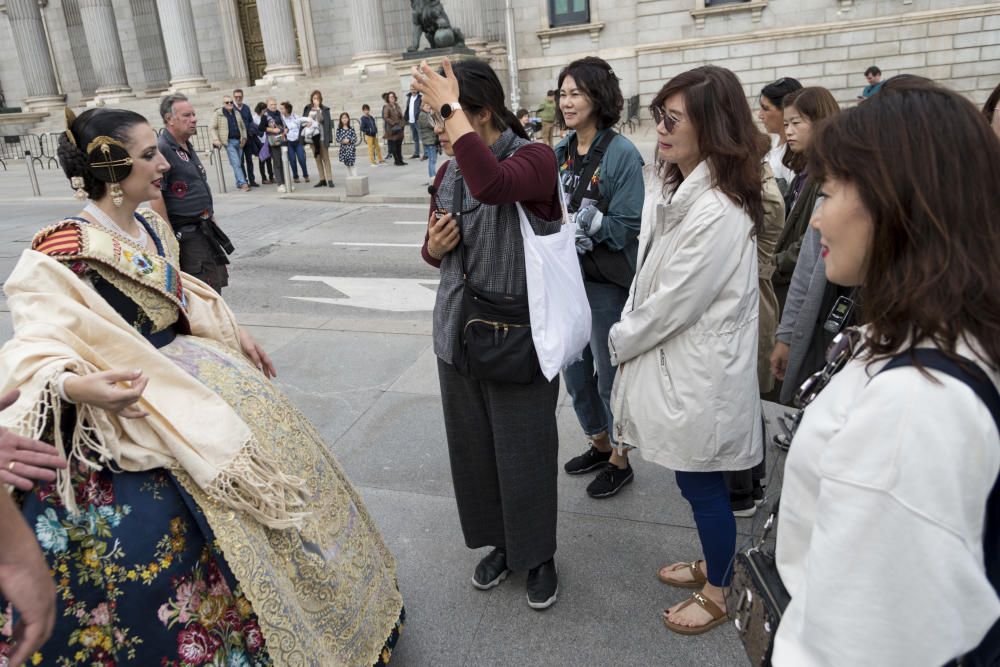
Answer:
[
  {"left": 409, "top": 122, "right": 421, "bottom": 155},
  {"left": 675, "top": 470, "right": 736, "bottom": 587},
  {"left": 424, "top": 144, "right": 437, "bottom": 178},
  {"left": 224, "top": 139, "right": 247, "bottom": 187},
  {"left": 563, "top": 279, "right": 630, "bottom": 439},
  {"left": 287, "top": 139, "right": 308, "bottom": 179}
]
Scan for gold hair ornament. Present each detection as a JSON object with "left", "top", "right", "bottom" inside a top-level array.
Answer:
[{"left": 64, "top": 107, "right": 78, "bottom": 148}]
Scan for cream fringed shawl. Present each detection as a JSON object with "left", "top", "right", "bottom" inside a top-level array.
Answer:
[{"left": 0, "top": 249, "right": 308, "bottom": 529}]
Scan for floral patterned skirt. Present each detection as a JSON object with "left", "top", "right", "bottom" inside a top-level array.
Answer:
[{"left": 2, "top": 334, "right": 404, "bottom": 666}]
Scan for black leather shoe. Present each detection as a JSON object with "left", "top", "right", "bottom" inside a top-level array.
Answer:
[
  {"left": 472, "top": 548, "right": 510, "bottom": 590},
  {"left": 313, "top": 180, "right": 327, "bottom": 187},
  {"left": 526, "top": 558, "right": 558, "bottom": 610},
  {"left": 249, "top": 181, "right": 260, "bottom": 188}
]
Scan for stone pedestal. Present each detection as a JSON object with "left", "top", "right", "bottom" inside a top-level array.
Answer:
[
  {"left": 394, "top": 46, "right": 478, "bottom": 81},
  {"left": 345, "top": 176, "right": 370, "bottom": 197}
]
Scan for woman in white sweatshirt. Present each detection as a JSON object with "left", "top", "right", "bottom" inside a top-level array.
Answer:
[{"left": 773, "top": 76, "right": 1000, "bottom": 666}]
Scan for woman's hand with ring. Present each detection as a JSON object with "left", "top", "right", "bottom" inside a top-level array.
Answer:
[
  {"left": 0, "top": 389, "right": 67, "bottom": 491},
  {"left": 427, "top": 211, "right": 460, "bottom": 259}
]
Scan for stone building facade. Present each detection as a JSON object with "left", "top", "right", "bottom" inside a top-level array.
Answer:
[{"left": 0, "top": 0, "right": 997, "bottom": 130}]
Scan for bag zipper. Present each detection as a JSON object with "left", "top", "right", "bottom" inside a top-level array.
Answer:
[{"left": 464, "top": 318, "right": 529, "bottom": 346}]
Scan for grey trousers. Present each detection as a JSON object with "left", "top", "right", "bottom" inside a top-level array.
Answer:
[{"left": 437, "top": 357, "right": 560, "bottom": 571}]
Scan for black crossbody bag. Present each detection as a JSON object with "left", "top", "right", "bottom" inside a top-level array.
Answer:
[
  {"left": 729, "top": 336, "right": 1000, "bottom": 667},
  {"left": 566, "top": 131, "right": 634, "bottom": 290},
  {"left": 450, "top": 172, "right": 540, "bottom": 385}
]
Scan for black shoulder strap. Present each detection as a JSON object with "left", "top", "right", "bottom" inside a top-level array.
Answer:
[
  {"left": 879, "top": 349, "right": 1000, "bottom": 666},
  {"left": 568, "top": 130, "right": 616, "bottom": 214}
]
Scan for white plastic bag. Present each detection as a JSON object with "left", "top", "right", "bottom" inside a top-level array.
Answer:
[{"left": 516, "top": 198, "right": 591, "bottom": 381}]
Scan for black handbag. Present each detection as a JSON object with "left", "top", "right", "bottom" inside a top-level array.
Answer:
[
  {"left": 449, "top": 173, "right": 539, "bottom": 384},
  {"left": 566, "top": 130, "right": 634, "bottom": 289}
]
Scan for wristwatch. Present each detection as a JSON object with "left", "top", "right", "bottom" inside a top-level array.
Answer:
[{"left": 440, "top": 102, "right": 463, "bottom": 120}]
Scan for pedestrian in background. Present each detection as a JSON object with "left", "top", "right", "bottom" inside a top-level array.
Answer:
[
  {"left": 153, "top": 94, "right": 235, "bottom": 292},
  {"left": 209, "top": 95, "right": 249, "bottom": 192},
  {"left": 382, "top": 91, "right": 406, "bottom": 166},
  {"left": 336, "top": 112, "right": 358, "bottom": 178},
  {"left": 610, "top": 66, "right": 766, "bottom": 635},
  {"left": 984, "top": 81, "right": 1000, "bottom": 140},
  {"left": 757, "top": 77, "right": 802, "bottom": 196},
  {"left": 858, "top": 65, "right": 883, "bottom": 100},
  {"left": 414, "top": 57, "right": 564, "bottom": 611},
  {"left": 360, "top": 104, "right": 385, "bottom": 166},
  {"left": 259, "top": 98, "right": 287, "bottom": 192},
  {"left": 304, "top": 90, "right": 334, "bottom": 187},
  {"left": 253, "top": 101, "right": 274, "bottom": 184},
  {"left": 417, "top": 101, "right": 438, "bottom": 185},
  {"left": 280, "top": 101, "right": 310, "bottom": 184},
  {"left": 232, "top": 88, "right": 260, "bottom": 187},
  {"left": 405, "top": 87, "right": 423, "bottom": 159},
  {"left": 537, "top": 90, "right": 557, "bottom": 147},
  {"left": 554, "top": 57, "right": 645, "bottom": 500},
  {"left": 773, "top": 76, "right": 1000, "bottom": 667}
]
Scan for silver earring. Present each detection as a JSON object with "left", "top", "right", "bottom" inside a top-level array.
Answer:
[{"left": 71, "top": 176, "right": 88, "bottom": 201}]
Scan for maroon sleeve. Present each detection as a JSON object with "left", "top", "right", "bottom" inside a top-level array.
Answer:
[
  {"left": 420, "top": 160, "right": 451, "bottom": 268},
  {"left": 452, "top": 134, "right": 562, "bottom": 221}
]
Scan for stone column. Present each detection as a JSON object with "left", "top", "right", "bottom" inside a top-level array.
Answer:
[
  {"left": 78, "top": 0, "right": 133, "bottom": 98},
  {"left": 446, "top": 0, "right": 487, "bottom": 48},
  {"left": 156, "top": 0, "right": 210, "bottom": 91},
  {"left": 255, "top": 0, "right": 303, "bottom": 81},
  {"left": 6, "top": 0, "right": 65, "bottom": 110},
  {"left": 345, "top": 0, "right": 390, "bottom": 74},
  {"left": 218, "top": 0, "right": 250, "bottom": 83}
]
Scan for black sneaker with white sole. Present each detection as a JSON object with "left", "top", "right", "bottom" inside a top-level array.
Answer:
[
  {"left": 472, "top": 548, "right": 510, "bottom": 590},
  {"left": 564, "top": 446, "right": 612, "bottom": 475},
  {"left": 526, "top": 558, "right": 558, "bottom": 610},
  {"left": 586, "top": 463, "right": 634, "bottom": 498}
]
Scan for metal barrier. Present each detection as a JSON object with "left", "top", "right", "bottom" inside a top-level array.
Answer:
[{"left": 24, "top": 151, "right": 41, "bottom": 196}]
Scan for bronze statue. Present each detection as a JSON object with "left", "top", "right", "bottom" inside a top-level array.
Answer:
[{"left": 408, "top": 0, "right": 465, "bottom": 51}]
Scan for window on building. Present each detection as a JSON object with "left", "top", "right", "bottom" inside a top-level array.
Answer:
[{"left": 548, "top": 0, "right": 590, "bottom": 27}]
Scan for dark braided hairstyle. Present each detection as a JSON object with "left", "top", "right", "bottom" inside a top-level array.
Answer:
[
  {"left": 445, "top": 59, "right": 529, "bottom": 141},
  {"left": 58, "top": 108, "right": 148, "bottom": 200}
]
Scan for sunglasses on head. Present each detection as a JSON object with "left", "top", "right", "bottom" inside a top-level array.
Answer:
[{"left": 649, "top": 105, "right": 680, "bottom": 133}]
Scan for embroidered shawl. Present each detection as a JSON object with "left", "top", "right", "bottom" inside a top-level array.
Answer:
[{"left": 0, "top": 216, "right": 308, "bottom": 529}]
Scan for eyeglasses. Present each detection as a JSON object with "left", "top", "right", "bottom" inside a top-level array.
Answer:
[
  {"left": 429, "top": 111, "right": 446, "bottom": 128},
  {"left": 223, "top": 101, "right": 233, "bottom": 106},
  {"left": 649, "top": 105, "right": 681, "bottom": 133}
]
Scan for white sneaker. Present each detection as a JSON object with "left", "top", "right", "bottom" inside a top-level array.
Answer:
[{"left": 277, "top": 185, "right": 286, "bottom": 193}]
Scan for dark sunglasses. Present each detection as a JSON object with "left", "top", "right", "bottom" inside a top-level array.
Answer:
[
  {"left": 223, "top": 101, "right": 233, "bottom": 106},
  {"left": 649, "top": 105, "right": 680, "bottom": 133}
]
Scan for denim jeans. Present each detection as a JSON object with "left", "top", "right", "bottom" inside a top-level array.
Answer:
[
  {"left": 409, "top": 122, "right": 421, "bottom": 155},
  {"left": 424, "top": 144, "right": 437, "bottom": 178},
  {"left": 287, "top": 139, "right": 308, "bottom": 179},
  {"left": 225, "top": 139, "right": 247, "bottom": 187},
  {"left": 675, "top": 470, "right": 736, "bottom": 587},
  {"left": 563, "top": 278, "right": 630, "bottom": 440}
]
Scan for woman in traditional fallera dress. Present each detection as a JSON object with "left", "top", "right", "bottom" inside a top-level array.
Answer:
[{"left": 0, "top": 108, "right": 404, "bottom": 666}]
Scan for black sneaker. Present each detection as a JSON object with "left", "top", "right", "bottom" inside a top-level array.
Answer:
[
  {"left": 564, "top": 446, "right": 612, "bottom": 475},
  {"left": 472, "top": 548, "right": 510, "bottom": 590},
  {"left": 586, "top": 464, "right": 634, "bottom": 498},
  {"left": 526, "top": 558, "right": 558, "bottom": 610}
]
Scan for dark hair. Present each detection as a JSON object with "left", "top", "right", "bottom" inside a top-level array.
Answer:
[
  {"left": 159, "top": 93, "right": 189, "bottom": 122},
  {"left": 310, "top": 90, "right": 323, "bottom": 105},
  {"left": 362, "top": 103, "right": 371, "bottom": 111},
  {"left": 810, "top": 76, "right": 1000, "bottom": 370},
  {"left": 546, "top": 90, "right": 555, "bottom": 97},
  {"left": 383, "top": 91, "right": 397, "bottom": 103},
  {"left": 58, "top": 108, "right": 149, "bottom": 201},
  {"left": 280, "top": 101, "right": 293, "bottom": 114},
  {"left": 233, "top": 88, "right": 244, "bottom": 96},
  {"left": 516, "top": 108, "right": 529, "bottom": 118},
  {"left": 254, "top": 101, "right": 267, "bottom": 114},
  {"left": 781, "top": 86, "right": 840, "bottom": 173},
  {"left": 651, "top": 66, "right": 768, "bottom": 233},
  {"left": 760, "top": 77, "right": 802, "bottom": 109},
  {"left": 447, "top": 59, "right": 528, "bottom": 140},
  {"left": 865, "top": 66, "right": 882, "bottom": 77},
  {"left": 984, "top": 81, "right": 1000, "bottom": 124},
  {"left": 339, "top": 112, "right": 351, "bottom": 128},
  {"left": 555, "top": 57, "right": 624, "bottom": 130}
]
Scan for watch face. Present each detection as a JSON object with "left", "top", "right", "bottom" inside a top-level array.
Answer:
[{"left": 441, "top": 104, "right": 454, "bottom": 120}]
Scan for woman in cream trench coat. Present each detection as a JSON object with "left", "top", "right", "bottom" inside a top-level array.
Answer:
[{"left": 609, "top": 161, "right": 763, "bottom": 472}]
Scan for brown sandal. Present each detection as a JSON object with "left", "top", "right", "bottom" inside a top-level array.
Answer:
[
  {"left": 662, "top": 591, "right": 729, "bottom": 636},
  {"left": 657, "top": 560, "right": 707, "bottom": 589}
]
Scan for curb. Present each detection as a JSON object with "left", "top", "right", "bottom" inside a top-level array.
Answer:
[{"left": 281, "top": 193, "right": 430, "bottom": 205}]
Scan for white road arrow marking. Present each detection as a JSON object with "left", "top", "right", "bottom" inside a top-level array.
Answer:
[{"left": 288, "top": 276, "right": 439, "bottom": 312}]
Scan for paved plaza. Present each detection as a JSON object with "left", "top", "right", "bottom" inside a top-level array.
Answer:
[{"left": 0, "top": 140, "right": 787, "bottom": 666}]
